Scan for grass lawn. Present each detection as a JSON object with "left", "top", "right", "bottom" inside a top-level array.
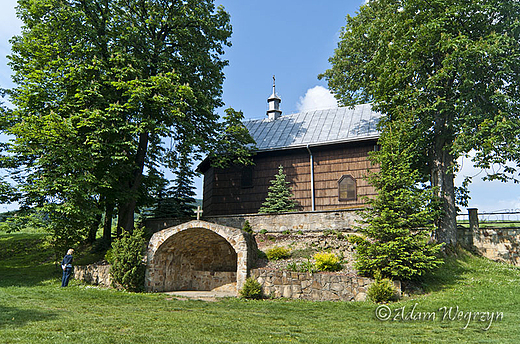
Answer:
[{"left": 1, "top": 232, "right": 520, "bottom": 343}]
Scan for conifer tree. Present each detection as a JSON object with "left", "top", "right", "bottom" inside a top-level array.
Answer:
[
  {"left": 258, "top": 165, "right": 296, "bottom": 213},
  {"left": 352, "top": 120, "right": 444, "bottom": 281}
]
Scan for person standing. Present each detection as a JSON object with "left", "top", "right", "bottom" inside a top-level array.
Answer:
[{"left": 60, "top": 249, "right": 74, "bottom": 287}]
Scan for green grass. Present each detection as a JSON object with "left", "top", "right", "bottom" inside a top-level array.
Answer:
[
  {"left": 457, "top": 220, "right": 520, "bottom": 229},
  {"left": 1, "top": 232, "right": 520, "bottom": 343}
]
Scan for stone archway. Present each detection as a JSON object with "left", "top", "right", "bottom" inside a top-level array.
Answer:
[{"left": 145, "top": 220, "right": 252, "bottom": 295}]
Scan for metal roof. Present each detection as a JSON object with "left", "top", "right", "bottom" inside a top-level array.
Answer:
[{"left": 244, "top": 104, "right": 382, "bottom": 152}]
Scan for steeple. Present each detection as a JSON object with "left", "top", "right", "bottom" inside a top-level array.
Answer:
[{"left": 267, "top": 75, "right": 282, "bottom": 120}]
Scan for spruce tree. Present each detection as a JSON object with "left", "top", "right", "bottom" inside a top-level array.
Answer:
[
  {"left": 258, "top": 165, "right": 297, "bottom": 213},
  {"left": 352, "top": 121, "right": 444, "bottom": 281}
]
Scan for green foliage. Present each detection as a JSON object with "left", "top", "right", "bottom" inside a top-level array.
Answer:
[
  {"left": 320, "top": 0, "right": 520, "bottom": 244},
  {"left": 210, "top": 108, "right": 257, "bottom": 168},
  {"left": 266, "top": 246, "right": 291, "bottom": 261},
  {"left": 109, "top": 228, "right": 146, "bottom": 292},
  {"left": 104, "top": 248, "right": 115, "bottom": 264},
  {"left": 367, "top": 271, "right": 398, "bottom": 303},
  {"left": 286, "top": 259, "right": 316, "bottom": 273},
  {"left": 353, "top": 123, "right": 444, "bottom": 281},
  {"left": 3, "top": 0, "right": 232, "bottom": 236},
  {"left": 313, "top": 252, "right": 341, "bottom": 272},
  {"left": 239, "top": 277, "right": 263, "bottom": 299},
  {"left": 258, "top": 165, "right": 297, "bottom": 213},
  {"left": 242, "top": 220, "right": 253, "bottom": 234}
]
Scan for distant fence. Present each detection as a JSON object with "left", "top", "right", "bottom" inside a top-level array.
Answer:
[{"left": 457, "top": 209, "right": 520, "bottom": 224}]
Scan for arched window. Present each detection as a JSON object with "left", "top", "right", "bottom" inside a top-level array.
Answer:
[{"left": 338, "top": 175, "right": 356, "bottom": 201}]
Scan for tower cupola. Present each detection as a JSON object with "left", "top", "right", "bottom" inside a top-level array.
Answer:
[{"left": 267, "top": 75, "right": 282, "bottom": 120}]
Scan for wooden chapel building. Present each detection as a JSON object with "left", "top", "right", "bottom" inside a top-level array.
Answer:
[{"left": 198, "top": 82, "right": 382, "bottom": 216}]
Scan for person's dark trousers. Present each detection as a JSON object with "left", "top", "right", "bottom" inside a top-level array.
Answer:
[{"left": 61, "top": 267, "right": 73, "bottom": 287}]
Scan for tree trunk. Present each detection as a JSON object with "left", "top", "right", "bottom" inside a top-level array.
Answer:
[
  {"left": 103, "top": 201, "right": 114, "bottom": 243},
  {"left": 116, "top": 131, "right": 149, "bottom": 235},
  {"left": 87, "top": 213, "right": 102, "bottom": 244},
  {"left": 431, "top": 132, "right": 457, "bottom": 245}
]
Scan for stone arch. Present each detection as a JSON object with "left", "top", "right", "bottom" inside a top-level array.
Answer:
[{"left": 145, "top": 220, "right": 251, "bottom": 294}]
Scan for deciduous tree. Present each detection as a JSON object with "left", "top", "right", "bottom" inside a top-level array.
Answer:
[
  {"left": 321, "top": 0, "right": 520, "bottom": 244},
  {"left": 2, "top": 0, "right": 232, "bottom": 243}
]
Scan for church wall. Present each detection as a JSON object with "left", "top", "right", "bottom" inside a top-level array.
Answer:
[{"left": 201, "top": 140, "right": 378, "bottom": 216}]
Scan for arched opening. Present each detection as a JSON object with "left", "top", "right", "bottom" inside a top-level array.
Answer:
[
  {"left": 154, "top": 228, "right": 237, "bottom": 291},
  {"left": 146, "top": 220, "right": 251, "bottom": 294}
]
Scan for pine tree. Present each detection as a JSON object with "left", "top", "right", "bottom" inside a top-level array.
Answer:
[{"left": 258, "top": 165, "right": 297, "bottom": 213}]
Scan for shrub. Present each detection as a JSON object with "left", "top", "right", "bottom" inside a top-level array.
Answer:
[
  {"left": 266, "top": 246, "right": 291, "bottom": 260},
  {"left": 314, "top": 252, "right": 341, "bottom": 271},
  {"left": 367, "top": 271, "right": 397, "bottom": 303},
  {"left": 239, "top": 277, "right": 263, "bottom": 299},
  {"left": 104, "top": 248, "right": 115, "bottom": 263},
  {"left": 286, "top": 259, "right": 316, "bottom": 273},
  {"left": 242, "top": 220, "right": 253, "bottom": 234},
  {"left": 109, "top": 227, "right": 146, "bottom": 292}
]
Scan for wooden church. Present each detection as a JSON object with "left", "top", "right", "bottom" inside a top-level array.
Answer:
[{"left": 198, "top": 82, "right": 382, "bottom": 216}]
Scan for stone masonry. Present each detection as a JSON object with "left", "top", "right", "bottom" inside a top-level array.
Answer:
[
  {"left": 252, "top": 268, "right": 401, "bottom": 301},
  {"left": 145, "top": 220, "right": 256, "bottom": 294},
  {"left": 144, "top": 209, "right": 364, "bottom": 235},
  {"left": 74, "top": 263, "right": 112, "bottom": 287}
]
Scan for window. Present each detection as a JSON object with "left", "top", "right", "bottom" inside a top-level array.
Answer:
[
  {"left": 338, "top": 175, "right": 356, "bottom": 201},
  {"left": 241, "top": 166, "right": 253, "bottom": 188}
]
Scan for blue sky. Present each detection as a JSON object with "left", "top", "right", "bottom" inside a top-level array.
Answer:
[{"left": 1, "top": 0, "right": 519, "bottom": 213}]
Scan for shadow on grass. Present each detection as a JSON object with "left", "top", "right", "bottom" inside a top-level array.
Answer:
[
  {"left": 418, "top": 247, "right": 474, "bottom": 294},
  {"left": 0, "top": 305, "right": 57, "bottom": 328},
  {"left": 0, "top": 265, "right": 61, "bottom": 288}
]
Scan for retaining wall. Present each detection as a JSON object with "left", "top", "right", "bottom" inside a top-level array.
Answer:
[
  {"left": 459, "top": 226, "right": 520, "bottom": 266},
  {"left": 251, "top": 268, "right": 401, "bottom": 301},
  {"left": 144, "top": 209, "right": 363, "bottom": 234},
  {"left": 74, "top": 264, "right": 112, "bottom": 287}
]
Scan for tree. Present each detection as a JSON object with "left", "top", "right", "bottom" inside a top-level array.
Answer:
[
  {"left": 209, "top": 107, "right": 257, "bottom": 169},
  {"left": 351, "top": 120, "right": 444, "bottom": 280},
  {"left": 153, "top": 150, "right": 197, "bottom": 219},
  {"left": 3, "top": 0, "right": 232, "bottom": 242},
  {"left": 320, "top": 0, "right": 520, "bottom": 244},
  {"left": 259, "top": 165, "right": 297, "bottom": 213}
]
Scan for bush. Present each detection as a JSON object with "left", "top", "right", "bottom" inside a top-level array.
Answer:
[
  {"left": 242, "top": 220, "right": 253, "bottom": 234},
  {"left": 266, "top": 246, "right": 290, "bottom": 260},
  {"left": 314, "top": 252, "right": 341, "bottom": 271},
  {"left": 109, "top": 227, "right": 146, "bottom": 292},
  {"left": 239, "top": 277, "right": 263, "bottom": 299},
  {"left": 104, "top": 248, "right": 115, "bottom": 263},
  {"left": 286, "top": 259, "right": 316, "bottom": 273},
  {"left": 367, "top": 271, "right": 397, "bottom": 303}
]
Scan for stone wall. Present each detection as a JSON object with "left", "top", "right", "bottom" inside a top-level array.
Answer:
[
  {"left": 145, "top": 209, "right": 364, "bottom": 235},
  {"left": 251, "top": 268, "right": 401, "bottom": 301},
  {"left": 74, "top": 263, "right": 112, "bottom": 287},
  {"left": 459, "top": 226, "right": 520, "bottom": 266}
]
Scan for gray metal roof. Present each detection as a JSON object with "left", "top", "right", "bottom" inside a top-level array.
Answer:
[{"left": 244, "top": 104, "right": 382, "bottom": 152}]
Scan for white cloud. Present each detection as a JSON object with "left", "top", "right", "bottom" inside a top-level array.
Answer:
[{"left": 296, "top": 86, "right": 338, "bottom": 112}]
